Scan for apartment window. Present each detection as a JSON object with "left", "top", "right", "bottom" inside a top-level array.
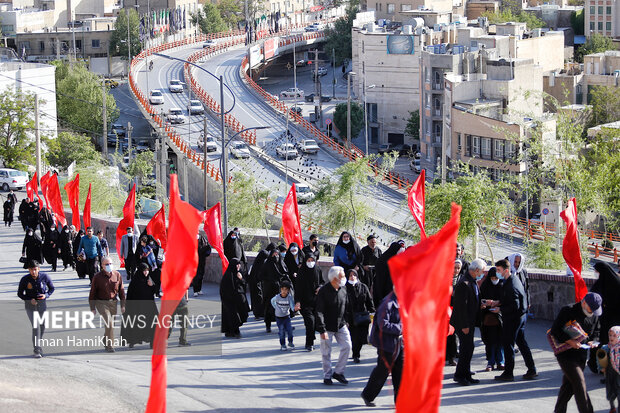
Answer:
[
  {"left": 466, "top": 134, "right": 472, "bottom": 156},
  {"left": 590, "top": 5, "right": 595, "bottom": 13},
  {"left": 494, "top": 139, "right": 504, "bottom": 160},
  {"left": 606, "top": 6, "right": 612, "bottom": 13},
  {"left": 472, "top": 136, "right": 480, "bottom": 156},
  {"left": 376, "top": 2, "right": 378, "bottom": 9},
  {"left": 506, "top": 141, "right": 516, "bottom": 159},
  {"left": 457, "top": 133, "right": 462, "bottom": 153},
  {"left": 433, "top": 98, "right": 441, "bottom": 115},
  {"left": 598, "top": 21, "right": 603, "bottom": 30},
  {"left": 379, "top": 3, "right": 382, "bottom": 11},
  {"left": 387, "top": 3, "right": 395, "bottom": 13},
  {"left": 606, "top": 21, "right": 612, "bottom": 30},
  {"left": 75, "top": 39, "right": 82, "bottom": 51},
  {"left": 425, "top": 93, "right": 431, "bottom": 108},
  {"left": 492, "top": 168, "right": 501, "bottom": 182},
  {"left": 434, "top": 71, "right": 442, "bottom": 89},
  {"left": 400, "top": 4, "right": 412, "bottom": 11},
  {"left": 39, "top": 41, "right": 45, "bottom": 52},
  {"left": 481, "top": 137, "right": 491, "bottom": 158},
  {"left": 92, "top": 39, "right": 101, "bottom": 48},
  {"left": 21, "top": 41, "right": 31, "bottom": 50},
  {"left": 590, "top": 21, "right": 596, "bottom": 30},
  {"left": 598, "top": 6, "right": 604, "bottom": 13},
  {"left": 367, "top": 103, "right": 378, "bottom": 122},
  {"left": 434, "top": 123, "right": 441, "bottom": 142}
]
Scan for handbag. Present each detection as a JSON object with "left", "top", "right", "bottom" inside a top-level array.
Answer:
[
  {"left": 353, "top": 310, "right": 371, "bottom": 326},
  {"left": 19, "top": 256, "right": 27, "bottom": 264},
  {"left": 546, "top": 320, "right": 587, "bottom": 355}
]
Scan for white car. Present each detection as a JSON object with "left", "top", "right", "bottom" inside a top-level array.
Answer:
[
  {"left": 168, "top": 79, "right": 184, "bottom": 93},
  {"left": 167, "top": 108, "right": 186, "bottom": 124},
  {"left": 0, "top": 168, "right": 28, "bottom": 191},
  {"left": 188, "top": 99, "right": 204, "bottom": 115},
  {"left": 276, "top": 143, "right": 299, "bottom": 159},
  {"left": 300, "top": 139, "right": 320, "bottom": 154},
  {"left": 149, "top": 89, "right": 164, "bottom": 105},
  {"left": 409, "top": 158, "right": 421, "bottom": 173},
  {"left": 230, "top": 141, "right": 250, "bottom": 159},
  {"left": 198, "top": 135, "right": 217, "bottom": 152},
  {"left": 296, "top": 183, "right": 315, "bottom": 203},
  {"left": 280, "top": 88, "right": 304, "bottom": 98},
  {"left": 203, "top": 39, "right": 217, "bottom": 48}
]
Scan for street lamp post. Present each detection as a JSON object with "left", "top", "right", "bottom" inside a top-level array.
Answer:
[{"left": 346, "top": 71, "right": 356, "bottom": 150}]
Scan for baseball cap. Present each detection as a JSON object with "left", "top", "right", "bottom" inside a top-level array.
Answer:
[{"left": 583, "top": 292, "right": 603, "bottom": 317}]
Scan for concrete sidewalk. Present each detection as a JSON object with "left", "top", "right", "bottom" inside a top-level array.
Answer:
[{"left": 0, "top": 191, "right": 610, "bottom": 412}]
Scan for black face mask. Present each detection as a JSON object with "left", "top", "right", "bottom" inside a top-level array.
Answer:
[{"left": 312, "top": 241, "right": 318, "bottom": 247}]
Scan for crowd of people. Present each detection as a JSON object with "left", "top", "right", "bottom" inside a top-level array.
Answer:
[{"left": 7, "top": 192, "right": 620, "bottom": 410}]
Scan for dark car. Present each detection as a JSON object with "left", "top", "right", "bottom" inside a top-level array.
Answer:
[
  {"left": 395, "top": 144, "right": 412, "bottom": 157},
  {"left": 378, "top": 143, "right": 393, "bottom": 154},
  {"left": 290, "top": 106, "right": 303, "bottom": 115},
  {"left": 305, "top": 93, "right": 331, "bottom": 103}
]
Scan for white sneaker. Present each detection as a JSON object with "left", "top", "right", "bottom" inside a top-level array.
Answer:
[
  {"left": 193, "top": 292, "right": 198, "bottom": 297},
  {"left": 197, "top": 291, "right": 203, "bottom": 296}
]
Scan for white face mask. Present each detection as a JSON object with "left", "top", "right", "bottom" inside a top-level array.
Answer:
[
  {"left": 398, "top": 247, "right": 406, "bottom": 254},
  {"left": 307, "top": 261, "right": 316, "bottom": 269},
  {"left": 65, "top": 229, "right": 69, "bottom": 233},
  {"left": 491, "top": 278, "right": 500, "bottom": 285},
  {"left": 127, "top": 233, "right": 133, "bottom": 237},
  {"left": 342, "top": 239, "right": 350, "bottom": 244},
  {"left": 290, "top": 248, "right": 298, "bottom": 255},
  {"left": 339, "top": 277, "right": 347, "bottom": 287},
  {"left": 582, "top": 307, "right": 593, "bottom": 318},
  {"left": 348, "top": 279, "right": 358, "bottom": 286},
  {"left": 104, "top": 264, "right": 113, "bottom": 273}
]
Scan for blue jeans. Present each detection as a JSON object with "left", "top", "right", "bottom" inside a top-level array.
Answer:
[
  {"left": 488, "top": 343, "right": 504, "bottom": 366},
  {"left": 276, "top": 316, "right": 293, "bottom": 346}
]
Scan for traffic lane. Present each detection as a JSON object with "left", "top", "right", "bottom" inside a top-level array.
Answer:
[{"left": 110, "top": 82, "right": 153, "bottom": 141}]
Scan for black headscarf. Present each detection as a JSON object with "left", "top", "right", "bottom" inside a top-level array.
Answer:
[
  {"left": 223, "top": 231, "right": 246, "bottom": 263},
  {"left": 296, "top": 255, "right": 323, "bottom": 306},
  {"left": 480, "top": 267, "right": 503, "bottom": 300},
  {"left": 592, "top": 261, "right": 620, "bottom": 344},
  {"left": 372, "top": 240, "right": 405, "bottom": 307},
  {"left": 284, "top": 242, "right": 304, "bottom": 279},
  {"left": 220, "top": 257, "right": 249, "bottom": 332},
  {"left": 336, "top": 231, "right": 362, "bottom": 262}
]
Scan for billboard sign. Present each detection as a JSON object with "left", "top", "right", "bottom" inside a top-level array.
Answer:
[
  {"left": 263, "top": 37, "right": 279, "bottom": 60},
  {"left": 249, "top": 44, "right": 263, "bottom": 68}
]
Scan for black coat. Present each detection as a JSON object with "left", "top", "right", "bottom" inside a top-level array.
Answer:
[
  {"left": 260, "top": 255, "right": 288, "bottom": 304},
  {"left": 58, "top": 227, "right": 74, "bottom": 264},
  {"left": 284, "top": 242, "right": 304, "bottom": 286},
  {"left": 220, "top": 258, "right": 250, "bottom": 333},
  {"left": 223, "top": 232, "right": 246, "bottom": 264},
  {"left": 196, "top": 234, "right": 212, "bottom": 276},
  {"left": 43, "top": 227, "right": 60, "bottom": 264},
  {"left": 3, "top": 200, "right": 13, "bottom": 223},
  {"left": 550, "top": 302, "right": 600, "bottom": 363},
  {"left": 295, "top": 262, "right": 323, "bottom": 308},
  {"left": 315, "top": 283, "right": 347, "bottom": 334},
  {"left": 373, "top": 242, "right": 402, "bottom": 307},
  {"left": 591, "top": 262, "right": 620, "bottom": 344},
  {"left": 499, "top": 275, "right": 527, "bottom": 321},
  {"left": 345, "top": 281, "right": 375, "bottom": 326},
  {"left": 302, "top": 244, "right": 320, "bottom": 261},
  {"left": 121, "top": 272, "right": 159, "bottom": 345},
  {"left": 450, "top": 272, "right": 480, "bottom": 330},
  {"left": 22, "top": 232, "right": 43, "bottom": 268}
]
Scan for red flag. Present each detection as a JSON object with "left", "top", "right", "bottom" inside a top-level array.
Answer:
[
  {"left": 26, "top": 172, "right": 37, "bottom": 202},
  {"left": 147, "top": 205, "right": 167, "bottom": 252},
  {"left": 63, "top": 174, "right": 81, "bottom": 231},
  {"left": 46, "top": 173, "right": 67, "bottom": 228},
  {"left": 282, "top": 183, "right": 304, "bottom": 248},
  {"left": 389, "top": 203, "right": 461, "bottom": 413},
  {"left": 83, "top": 183, "right": 92, "bottom": 229},
  {"left": 203, "top": 202, "right": 228, "bottom": 274},
  {"left": 145, "top": 175, "right": 203, "bottom": 413},
  {"left": 560, "top": 197, "right": 587, "bottom": 302},
  {"left": 408, "top": 169, "right": 427, "bottom": 239},
  {"left": 39, "top": 171, "right": 52, "bottom": 210},
  {"left": 115, "top": 184, "right": 136, "bottom": 267}
]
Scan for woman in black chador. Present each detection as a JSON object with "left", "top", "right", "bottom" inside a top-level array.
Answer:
[
  {"left": 42, "top": 224, "right": 60, "bottom": 271},
  {"left": 122, "top": 263, "right": 159, "bottom": 348},
  {"left": 58, "top": 225, "right": 74, "bottom": 270},
  {"left": 220, "top": 258, "right": 250, "bottom": 338},
  {"left": 21, "top": 228, "right": 43, "bottom": 269}
]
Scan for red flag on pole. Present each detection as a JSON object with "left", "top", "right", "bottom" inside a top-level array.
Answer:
[
  {"left": 560, "top": 197, "right": 588, "bottom": 302},
  {"left": 83, "top": 183, "right": 92, "bottom": 229},
  {"left": 282, "top": 183, "right": 304, "bottom": 248},
  {"left": 46, "top": 173, "right": 67, "bottom": 228},
  {"left": 115, "top": 184, "right": 136, "bottom": 267},
  {"left": 145, "top": 175, "right": 203, "bottom": 413},
  {"left": 203, "top": 202, "right": 228, "bottom": 274},
  {"left": 63, "top": 174, "right": 81, "bottom": 231},
  {"left": 26, "top": 172, "right": 37, "bottom": 202},
  {"left": 389, "top": 203, "right": 462, "bottom": 413},
  {"left": 147, "top": 204, "right": 167, "bottom": 252},
  {"left": 39, "top": 171, "right": 52, "bottom": 210},
  {"left": 407, "top": 169, "right": 427, "bottom": 239}
]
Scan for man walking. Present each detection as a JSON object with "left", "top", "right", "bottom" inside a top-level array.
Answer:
[
  {"left": 89, "top": 256, "right": 126, "bottom": 352},
  {"left": 17, "top": 260, "right": 54, "bottom": 358},
  {"left": 96, "top": 230, "right": 109, "bottom": 257},
  {"left": 78, "top": 227, "right": 103, "bottom": 284},
  {"left": 450, "top": 258, "right": 485, "bottom": 386},
  {"left": 494, "top": 259, "right": 537, "bottom": 381},
  {"left": 360, "top": 234, "right": 382, "bottom": 289},
  {"left": 316, "top": 266, "right": 351, "bottom": 385},
  {"left": 120, "top": 226, "right": 138, "bottom": 280}
]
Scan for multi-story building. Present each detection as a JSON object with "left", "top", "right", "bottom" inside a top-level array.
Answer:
[
  {"left": 365, "top": 0, "right": 452, "bottom": 21},
  {"left": 16, "top": 25, "right": 114, "bottom": 61},
  {"left": 584, "top": 0, "right": 620, "bottom": 39}
]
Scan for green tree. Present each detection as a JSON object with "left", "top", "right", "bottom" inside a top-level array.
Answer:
[
  {"left": 576, "top": 33, "right": 616, "bottom": 62},
  {"left": 526, "top": 238, "right": 565, "bottom": 269},
  {"left": 324, "top": 2, "right": 358, "bottom": 66},
  {"left": 0, "top": 88, "right": 39, "bottom": 170},
  {"left": 192, "top": 3, "right": 228, "bottom": 34},
  {"left": 333, "top": 102, "right": 364, "bottom": 142},
  {"left": 570, "top": 9, "right": 584, "bottom": 36},
  {"left": 73, "top": 161, "right": 127, "bottom": 217},
  {"left": 52, "top": 60, "right": 119, "bottom": 137},
  {"left": 109, "top": 8, "right": 142, "bottom": 58},
  {"left": 126, "top": 150, "right": 155, "bottom": 189},
  {"left": 482, "top": 8, "right": 545, "bottom": 30},
  {"left": 588, "top": 86, "right": 620, "bottom": 126},
  {"left": 217, "top": 0, "right": 242, "bottom": 28},
  {"left": 228, "top": 170, "right": 272, "bottom": 242},
  {"left": 47, "top": 132, "right": 101, "bottom": 170},
  {"left": 405, "top": 110, "right": 420, "bottom": 141}
]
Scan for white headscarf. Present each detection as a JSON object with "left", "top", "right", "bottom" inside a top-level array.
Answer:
[{"left": 507, "top": 253, "right": 525, "bottom": 275}]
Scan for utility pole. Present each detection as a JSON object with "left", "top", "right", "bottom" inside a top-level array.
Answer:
[
  {"left": 154, "top": 137, "right": 160, "bottom": 201},
  {"left": 56, "top": 38, "right": 60, "bottom": 61},
  {"left": 127, "top": 121, "right": 133, "bottom": 163},
  {"left": 203, "top": 116, "right": 208, "bottom": 209},
  {"left": 347, "top": 72, "right": 352, "bottom": 150},
  {"left": 363, "top": 75, "right": 368, "bottom": 156},
  {"left": 332, "top": 48, "right": 336, "bottom": 98},
  {"left": 161, "top": 135, "right": 168, "bottom": 198},
  {"left": 127, "top": 8, "right": 131, "bottom": 78},
  {"left": 314, "top": 49, "right": 321, "bottom": 124},
  {"left": 102, "top": 79, "right": 108, "bottom": 158},
  {"left": 183, "top": 157, "right": 189, "bottom": 202},
  {"left": 440, "top": 118, "right": 447, "bottom": 184},
  {"left": 220, "top": 76, "right": 229, "bottom": 236},
  {"left": 35, "top": 94, "right": 41, "bottom": 183}
]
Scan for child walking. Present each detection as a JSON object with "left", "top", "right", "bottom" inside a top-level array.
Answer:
[
  {"left": 271, "top": 281, "right": 299, "bottom": 351},
  {"left": 606, "top": 326, "right": 620, "bottom": 413}
]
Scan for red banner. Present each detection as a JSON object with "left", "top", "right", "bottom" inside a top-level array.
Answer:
[
  {"left": 147, "top": 205, "right": 167, "bottom": 252},
  {"left": 39, "top": 171, "right": 52, "bottom": 210},
  {"left": 389, "top": 203, "right": 461, "bottom": 413},
  {"left": 115, "top": 184, "right": 136, "bottom": 267},
  {"left": 560, "top": 197, "right": 587, "bottom": 302},
  {"left": 26, "top": 172, "right": 37, "bottom": 202},
  {"left": 282, "top": 183, "right": 304, "bottom": 248},
  {"left": 407, "top": 169, "right": 427, "bottom": 239},
  {"left": 145, "top": 175, "right": 203, "bottom": 413},
  {"left": 63, "top": 174, "right": 81, "bottom": 231},
  {"left": 83, "top": 183, "right": 92, "bottom": 229},
  {"left": 204, "top": 202, "right": 228, "bottom": 274},
  {"left": 46, "top": 173, "right": 67, "bottom": 228}
]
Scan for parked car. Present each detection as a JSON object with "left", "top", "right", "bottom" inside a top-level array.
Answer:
[
  {"left": 296, "top": 183, "right": 315, "bottom": 203},
  {"left": 276, "top": 143, "right": 299, "bottom": 159},
  {"left": 167, "top": 108, "right": 186, "bottom": 124},
  {"left": 134, "top": 140, "right": 151, "bottom": 153},
  {"left": 305, "top": 24, "right": 319, "bottom": 32},
  {"left": 105, "top": 78, "right": 119, "bottom": 88},
  {"left": 304, "top": 93, "right": 331, "bottom": 103},
  {"left": 0, "top": 168, "right": 28, "bottom": 191},
  {"left": 230, "top": 141, "right": 251, "bottom": 159},
  {"left": 296, "top": 59, "right": 309, "bottom": 67},
  {"left": 394, "top": 143, "right": 412, "bottom": 157},
  {"left": 198, "top": 135, "right": 218, "bottom": 152},
  {"left": 300, "top": 139, "right": 320, "bottom": 154},
  {"left": 111, "top": 123, "right": 126, "bottom": 137},
  {"left": 409, "top": 158, "right": 421, "bottom": 173},
  {"left": 290, "top": 106, "right": 303, "bottom": 115},
  {"left": 311, "top": 66, "right": 328, "bottom": 78},
  {"left": 149, "top": 89, "right": 164, "bottom": 105},
  {"left": 378, "top": 143, "right": 393, "bottom": 154},
  {"left": 188, "top": 99, "right": 204, "bottom": 115},
  {"left": 203, "top": 39, "right": 217, "bottom": 48},
  {"left": 280, "top": 88, "right": 304, "bottom": 98},
  {"left": 168, "top": 79, "right": 184, "bottom": 93}
]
